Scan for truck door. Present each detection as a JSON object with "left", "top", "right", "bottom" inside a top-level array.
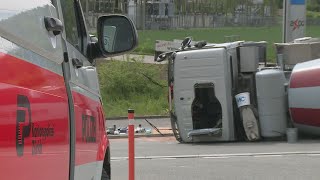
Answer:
[
  {"left": 0, "top": 1, "right": 70, "bottom": 180},
  {"left": 57, "top": 0, "right": 106, "bottom": 179}
]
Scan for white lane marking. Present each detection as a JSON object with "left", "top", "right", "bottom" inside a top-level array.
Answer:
[
  {"left": 253, "top": 155, "right": 283, "bottom": 158},
  {"left": 202, "top": 157, "right": 229, "bottom": 159},
  {"left": 153, "top": 158, "right": 177, "bottom": 160},
  {"left": 307, "top": 154, "right": 320, "bottom": 156},
  {"left": 112, "top": 151, "right": 320, "bottom": 161}
]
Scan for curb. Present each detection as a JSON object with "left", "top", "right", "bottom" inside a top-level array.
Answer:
[
  {"left": 108, "top": 133, "right": 174, "bottom": 139},
  {"left": 107, "top": 115, "right": 170, "bottom": 120}
]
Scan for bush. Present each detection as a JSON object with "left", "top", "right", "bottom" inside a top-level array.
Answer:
[
  {"left": 97, "top": 58, "right": 169, "bottom": 117},
  {"left": 133, "top": 37, "right": 155, "bottom": 55},
  {"left": 307, "top": 11, "right": 320, "bottom": 18}
]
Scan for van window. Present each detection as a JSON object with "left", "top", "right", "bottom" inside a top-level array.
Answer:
[
  {"left": 61, "top": 0, "right": 81, "bottom": 50},
  {"left": 74, "top": 1, "right": 88, "bottom": 54}
]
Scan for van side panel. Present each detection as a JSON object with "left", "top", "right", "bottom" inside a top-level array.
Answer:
[
  {"left": 72, "top": 89, "right": 108, "bottom": 179},
  {"left": 72, "top": 91, "right": 107, "bottom": 164},
  {"left": 0, "top": 51, "right": 70, "bottom": 179},
  {"left": 0, "top": 1, "right": 70, "bottom": 179}
]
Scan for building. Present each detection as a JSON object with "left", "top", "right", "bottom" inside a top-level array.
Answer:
[{"left": 128, "top": 0, "right": 175, "bottom": 29}]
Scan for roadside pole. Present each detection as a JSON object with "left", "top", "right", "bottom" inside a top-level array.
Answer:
[{"left": 128, "top": 109, "right": 135, "bottom": 180}]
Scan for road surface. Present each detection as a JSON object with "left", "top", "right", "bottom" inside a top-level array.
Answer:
[{"left": 110, "top": 137, "right": 320, "bottom": 180}]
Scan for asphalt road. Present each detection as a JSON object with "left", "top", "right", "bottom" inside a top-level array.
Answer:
[
  {"left": 112, "top": 155, "right": 320, "bottom": 180},
  {"left": 110, "top": 137, "right": 320, "bottom": 180}
]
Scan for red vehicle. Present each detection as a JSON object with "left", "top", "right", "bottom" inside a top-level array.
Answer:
[{"left": 0, "top": 0, "right": 138, "bottom": 180}]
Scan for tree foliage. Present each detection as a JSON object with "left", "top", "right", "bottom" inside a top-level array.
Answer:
[{"left": 307, "top": 0, "right": 320, "bottom": 12}]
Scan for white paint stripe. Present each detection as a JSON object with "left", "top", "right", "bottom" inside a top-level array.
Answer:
[
  {"left": 307, "top": 154, "right": 320, "bottom": 156},
  {"left": 253, "top": 155, "right": 283, "bottom": 158},
  {"left": 111, "top": 151, "right": 320, "bottom": 161},
  {"left": 202, "top": 157, "right": 229, "bottom": 159},
  {"left": 153, "top": 158, "right": 177, "bottom": 160},
  {"left": 289, "top": 86, "right": 320, "bottom": 108}
]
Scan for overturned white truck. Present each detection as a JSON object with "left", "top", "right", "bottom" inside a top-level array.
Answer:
[{"left": 157, "top": 37, "right": 320, "bottom": 143}]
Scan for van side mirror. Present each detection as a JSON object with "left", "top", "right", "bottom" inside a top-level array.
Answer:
[{"left": 97, "top": 15, "right": 138, "bottom": 57}]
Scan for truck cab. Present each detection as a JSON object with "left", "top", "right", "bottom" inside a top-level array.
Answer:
[{"left": 0, "top": 0, "right": 138, "bottom": 180}]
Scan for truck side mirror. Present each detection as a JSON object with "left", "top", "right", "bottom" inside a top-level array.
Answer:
[{"left": 97, "top": 15, "right": 138, "bottom": 57}]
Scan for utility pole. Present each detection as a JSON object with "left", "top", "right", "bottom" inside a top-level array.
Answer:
[
  {"left": 85, "top": 0, "right": 89, "bottom": 15},
  {"left": 85, "top": 0, "right": 89, "bottom": 28},
  {"left": 142, "top": 0, "right": 146, "bottom": 30}
]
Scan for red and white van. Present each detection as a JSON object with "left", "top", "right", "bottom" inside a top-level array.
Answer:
[{"left": 0, "top": 0, "right": 138, "bottom": 180}]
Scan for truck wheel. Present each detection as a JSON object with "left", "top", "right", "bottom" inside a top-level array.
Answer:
[{"left": 101, "top": 168, "right": 110, "bottom": 180}]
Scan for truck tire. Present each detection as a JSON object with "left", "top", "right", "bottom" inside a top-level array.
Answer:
[{"left": 101, "top": 168, "right": 110, "bottom": 180}]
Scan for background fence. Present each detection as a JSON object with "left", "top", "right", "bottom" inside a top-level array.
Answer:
[{"left": 86, "top": 13, "right": 280, "bottom": 33}]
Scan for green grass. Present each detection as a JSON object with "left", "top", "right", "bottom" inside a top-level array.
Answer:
[
  {"left": 97, "top": 59, "right": 168, "bottom": 117},
  {"left": 102, "top": 95, "right": 168, "bottom": 117},
  {"left": 135, "top": 26, "right": 320, "bottom": 62}
]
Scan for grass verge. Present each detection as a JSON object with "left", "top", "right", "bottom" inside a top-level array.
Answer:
[
  {"left": 134, "top": 26, "right": 320, "bottom": 62},
  {"left": 97, "top": 59, "right": 168, "bottom": 117}
]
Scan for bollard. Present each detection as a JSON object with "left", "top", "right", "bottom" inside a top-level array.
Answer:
[{"left": 128, "top": 109, "right": 135, "bottom": 180}]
